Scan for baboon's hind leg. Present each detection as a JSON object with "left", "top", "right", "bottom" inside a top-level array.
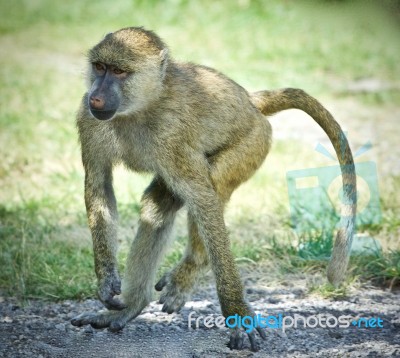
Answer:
[{"left": 156, "top": 119, "right": 272, "bottom": 315}]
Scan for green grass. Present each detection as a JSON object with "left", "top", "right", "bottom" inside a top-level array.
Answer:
[
  {"left": 0, "top": 203, "right": 95, "bottom": 300},
  {"left": 352, "top": 251, "right": 400, "bottom": 287},
  {"left": 0, "top": 0, "right": 399, "bottom": 301}
]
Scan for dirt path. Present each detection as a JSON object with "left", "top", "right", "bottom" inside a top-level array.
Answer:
[{"left": 1, "top": 275, "right": 399, "bottom": 358}]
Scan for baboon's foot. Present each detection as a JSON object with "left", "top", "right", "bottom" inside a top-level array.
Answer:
[
  {"left": 224, "top": 304, "right": 267, "bottom": 352},
  {"left": 228, "top": 326, "right": 267, "bottom": 352},
  {"left": 155, "top": 272, "right": 191, "bottom": 314}
]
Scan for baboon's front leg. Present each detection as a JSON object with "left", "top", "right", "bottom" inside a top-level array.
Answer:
[
  {"left": 72, "top": 177, "right": 182, "bottom": 331},
  {"left": 83, "top": 162, "right": 125, "bottom": 310}
]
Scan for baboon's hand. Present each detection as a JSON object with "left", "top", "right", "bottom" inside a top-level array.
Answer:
[
  {"left": 71, "top": 306, "right": 144, "bottom": 332},
  {"left": 98, "top": 271, "right": 126, "bottom": 310}
]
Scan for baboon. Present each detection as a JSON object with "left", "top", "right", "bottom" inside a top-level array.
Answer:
[{"left": 71, "top": 27, "right": 357, "bottom": 351}]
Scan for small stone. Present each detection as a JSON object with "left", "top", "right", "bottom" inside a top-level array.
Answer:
[
  {"left": 1, "top": 316, "right": 13, "bottom": 323},
  {"left": 268, "top": 297, "right": 280, "bottom": 304},
  {"left": 328, "top": 331, "right": 343, "bottom": 339},
  {"left": 83, "top": 325, "right": 94, "bottom": 334},
  {"left": 55, "top": 323, "right": 66, "bottom": 331}
]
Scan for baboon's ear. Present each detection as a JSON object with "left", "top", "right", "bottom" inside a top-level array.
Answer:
[{"left": 160, "top": 48, "right": 169, "bottom": 79}]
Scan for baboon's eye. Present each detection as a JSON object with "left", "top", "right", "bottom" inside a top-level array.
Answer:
[
  {"left": 93, "top": 62, "right": 105, "bottom": 72},
  {"left": 113, "top": 68, "right": 125, "bottom": 75}
]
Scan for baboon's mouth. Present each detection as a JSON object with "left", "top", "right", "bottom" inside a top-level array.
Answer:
[{"left": 90, "top": 109, "right": 117, "bottom": 121}]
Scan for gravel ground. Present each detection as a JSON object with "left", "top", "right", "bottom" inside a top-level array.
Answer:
[{"left": 1, "top": 275, "right": 399, "bottom": 358}]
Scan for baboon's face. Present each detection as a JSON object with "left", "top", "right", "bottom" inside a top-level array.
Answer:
[
  {"left": 87, "top": 28, "right": 168, "bottom": 120},
  {"left": 87, "top": 61, "right": 126, "bottom": 120}
]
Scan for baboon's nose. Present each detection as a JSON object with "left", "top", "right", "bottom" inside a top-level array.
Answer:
[{"left": 89, "top": 96, "right": 105, "bottom": 110}]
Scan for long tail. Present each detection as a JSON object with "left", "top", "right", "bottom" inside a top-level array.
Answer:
[{"left": 251, "top": 88, "right": 357, "bottom": 286}]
